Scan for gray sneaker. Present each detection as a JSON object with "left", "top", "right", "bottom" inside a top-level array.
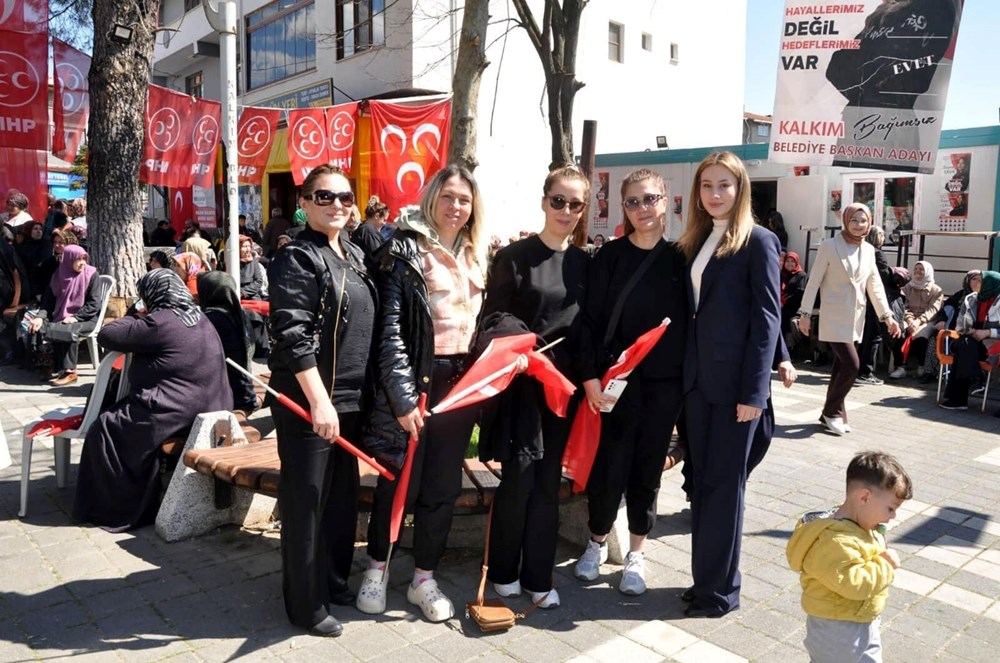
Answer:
[
  {"left": 619, "top": 552, "right": 647, "bottom": 595},
  {"left": 574, "top": 539, "right": 608, "bottom": 581}
]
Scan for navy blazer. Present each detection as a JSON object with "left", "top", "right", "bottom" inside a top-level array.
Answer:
[{"left": 683, "top": 225, "right": 781, "bottom": 409}]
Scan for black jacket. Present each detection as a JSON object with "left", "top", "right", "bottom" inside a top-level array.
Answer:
[
  {"left": 361, "top": 229, "right": 435, "bottom": 468},
  {"left": 266, "top": 227, "right": 376, "bottom": 413}
]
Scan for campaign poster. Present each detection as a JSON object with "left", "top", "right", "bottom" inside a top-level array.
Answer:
[
  {"left": 939, "top": 152, "right": 970, "bottom": 230},
  {"left": 770, "top": 0, "right": 965, "bottom": 174},
  {"left": 591, "top": 171, "right": 610, "bottom": 236}
]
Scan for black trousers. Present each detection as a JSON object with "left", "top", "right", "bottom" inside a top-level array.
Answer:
[
  {"left": 486, "top": 401, "right": 575, "bottom": 592},
  {"left": 587, "top": 376, "right": 683, "bottom": 537},
  {"left": 684, "top": 387, "right": 759, "bottom": 612},
  {"left": 367, "top": 356, "right": 477, "bottom": 570},
  {"left": 52, "top": 341, "right": 78, "bottom": 372},
  {"left": 857, "top": 303, "right": 881, "bottom": 377},
  {"left": 823, "top": 341, "right": 860, "bottom": 421},
  {"left": 274, "top": 408, "right": 360, "bottom": 629}
]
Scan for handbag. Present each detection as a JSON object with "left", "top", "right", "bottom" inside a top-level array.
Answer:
[{"left": 466, "top": 503, "right": 549, "bottom": 633}]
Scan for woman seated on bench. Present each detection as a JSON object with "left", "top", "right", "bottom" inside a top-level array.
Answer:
[
  {"left": 939, "top": 270, "right": 998, "bottom": 410},
  {"left": 22, "top": 245, "right": 101, "bottom": 385},
  {"left": 73, "top": 269, "right": 232, "bottom": 532},
  {"left": 197, "top": 271, "right": 257, "bottom": 413}
]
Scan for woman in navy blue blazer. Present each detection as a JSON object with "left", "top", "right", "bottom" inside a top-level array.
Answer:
[{"left": 676, "top": 152, "right": 781, "bottom": 618}]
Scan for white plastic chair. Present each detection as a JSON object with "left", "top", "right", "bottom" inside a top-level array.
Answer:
[
  {"left": 78, "top": 274, "right": 115, "bottom": 369},
  {"left": 18, "top": 350, "right": 131, "bottom": 518}
]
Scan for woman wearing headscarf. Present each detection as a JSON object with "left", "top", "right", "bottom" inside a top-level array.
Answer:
[
  {"left": 918, "top": 269, "right": 981, "bottom": 383},
  {"left": 73, "top": 269, "right": 232, "bottom": 531},
  {"left": 22, "top": 245, "right": 103, "bottom": 384},
  {"left": 170, "top": 252, "right": 206, "bottom": 296},
  {"left": 779, "top": 251, "right": 807, "bottom": 345},
  {"left": 15, "top": 221, "right": 52, "bottom": 300},
  {"left": 198, "top": 271, "right": 257, "bottom": 413},
  {"left": 238, "top": 234, "right": 266, "bottom": 300},
  {"left": 889, "top": 260, "right": 944, "bottom": 380},
  {"left": 940, "top": 271, "right": 998, "bottom": 410},
  {"left": 182, "top": 235, "right": 216, "bottom": 271},
  {"left": 268, "top": 164, "right": 376, "bottom": 637},
  {"left": 798, "top": 203, "right": 902, "bottom": 435}
]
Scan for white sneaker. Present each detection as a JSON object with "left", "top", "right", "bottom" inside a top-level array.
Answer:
[
  {"left": 574, "top": 539, "right": 608, "bottom": 581},
  {"left": 529, "top": 588, "right": 560, "bottom": 609},
  {"left": 889, "top": 367, "right": 907, "bottom": 379},
  {"left": 821, "top": 414, "right": 848, "bottom": 436},
  {"left": 356, "top": 568, "right": 388, "bottom": 614},
  {"left": 619, "top": 552, "right": 647, "bottom": 595},
  {"left": 493, "top": 580, "right": 521, "bottom": 597},
  {"left": 407, "top": 579, "right": 454, "bottom": 622}
]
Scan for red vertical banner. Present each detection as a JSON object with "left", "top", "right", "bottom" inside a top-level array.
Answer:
[
  {"left": 141, "top": 85, "right": 220, "bottom": 188},
  {"left": 236, "top": 106, "right": 280, "bottom": 185},
  {"left": 368, "top": 99, "right": 451, "bottom": 215},
  {"left": 287, "top": 108, "right": 329, "bottom": 185},
  {"left": 325, "top": 101, "right": 358, "bottom": 174},
  {"left": 0, "top": 148, "right": 45, "bottom": 216},
  {"left": 170, "top": 187, "right": 193, "bottom": 237},
  {"left": 0, "top": 0, "right": 48, "bottom": 32},
  {"left": 0, "top": 30, "right": 49, "bottom": 150},
  {"left": 52, "top": 38, "right": 91, "bottom": 161}
]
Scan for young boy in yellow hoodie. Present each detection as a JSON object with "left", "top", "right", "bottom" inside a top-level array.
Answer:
[{"left": 786, "top": 451, "right": 912, "bottom": 663}]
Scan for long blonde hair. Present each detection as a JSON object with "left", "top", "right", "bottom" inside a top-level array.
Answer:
[
  {"left": 420, "top": 165, "right": 489, "bottom": 276},
  {"left": 677, "top": 151, "right": 754, "bottom": 261}
]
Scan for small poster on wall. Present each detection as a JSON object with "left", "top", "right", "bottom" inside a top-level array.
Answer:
[
  {"left": 939, "top": 152, "right": 971, "bottom": 231},
  {"left": 829, "top": 189, "right": 842, "bottom": 222},
  {"left": 591, "top": 171, "right": 611, "bottom": 236}
]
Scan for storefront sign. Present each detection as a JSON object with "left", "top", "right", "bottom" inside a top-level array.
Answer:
[{"left": 257, "top": 80, "right": 333, "bottom": 110}]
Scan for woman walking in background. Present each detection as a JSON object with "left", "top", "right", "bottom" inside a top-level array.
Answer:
[{"left": 798, "top": 203, "right": 901, "bottom": 435}]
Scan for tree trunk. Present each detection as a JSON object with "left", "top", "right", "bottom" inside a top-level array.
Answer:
[
  {"left": 448, "top": 0, "right": 491, "bottom": 172},
  {"left": 88, "top": 0, "right": 159, "bottom": 299}
]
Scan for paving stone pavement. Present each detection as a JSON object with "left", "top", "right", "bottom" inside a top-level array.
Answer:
[{"left": 2, "top": 360, "right": 1000, "bottom": 662}]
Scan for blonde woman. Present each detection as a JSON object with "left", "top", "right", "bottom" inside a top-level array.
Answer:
[
  {"left": 359, "top": 165, "right": 488, "bottom": 622},
  {"left": 798, "top": 203, "right": 901, "bottom": 435},
  {"left": 677, "top": 151, "right": 781, "bottom": 618}
]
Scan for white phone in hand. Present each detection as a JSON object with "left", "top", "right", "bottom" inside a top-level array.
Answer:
[{"left": 600, "top": 379, "right": 628, "bottom": 412}]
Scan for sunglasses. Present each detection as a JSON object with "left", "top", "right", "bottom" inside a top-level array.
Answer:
[
  {"left": 304, "top": 189, "right": 355, "bottom": 206},
  {"left": 623, "top": 194, "right": 664, "bottom": 211},
  {"left": 547, "top": 195, "right": 586, "bottom": 213}
]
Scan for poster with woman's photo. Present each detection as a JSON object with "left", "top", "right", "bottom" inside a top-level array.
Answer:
[{"left": 939, "top": 152, "right": 970, "bottom": 230}]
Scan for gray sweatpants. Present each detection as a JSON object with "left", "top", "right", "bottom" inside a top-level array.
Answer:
[{"left": 804, "top": 615, "right": 882, "bottom": 663}]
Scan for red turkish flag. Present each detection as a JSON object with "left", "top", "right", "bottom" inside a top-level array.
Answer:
[
  {"left": 0, "top": 0, "right": 47, "bottom": 33},
  {"left": 368, "top": 99, "right": 451, "bottom": 215},
  {"left": 236, "top": 106, "right": 280, "bottom": 185},
  {"left": 325, "top": 101, "right": 358, "bottom": 173},
  {"left": 0, "top": 147, "right": 45, "bottom": 216},
  {"left": 431, "top": 333, "right": 575, "bottom": 416},
  {"left": 0, "top": 30, "right": 48, "bottom": 150},
  {"left": 287, "top": 108, "right": 329, "bottom": 185},
  {"left": 141, "top": 85, "right": 220, "bottom": 188},
  {"left": 562, "top": 318, "right": 671, "bottom": 493},
  {"left": 169, "top": 187, "right": 193, "bottom": 237},
  {"left": 52, "top": 39, "right": 91, "bottom": 161}
]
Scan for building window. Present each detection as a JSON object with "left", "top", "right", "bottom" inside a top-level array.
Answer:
[
  {"left": 336, "top": 0, "right": 386, "bottom": 60},
  {"left": 756, "top": 124, "right": 770, "bottom": 137},
  {"left": 641, "top": 32, "right": 652, "bottom": 52},
  {"left": 608, "top": 22, "right": 623, "bottom": 63},
  {"left": 670, "top": 42, "right": 679, "bottom": 64},
  {"left": 185, "top": 0, "right": 200, "bottom": 12},
  {"left": 185, "top": 71, "right": 204, "bottom": 98},
  {"left": 246, "top": 0, "right": 316, "bottom": 90}
]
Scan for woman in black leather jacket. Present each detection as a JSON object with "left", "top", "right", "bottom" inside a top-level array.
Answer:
[
  {"left": 267, "top": 164, "right": 376, "bottom": 638},
  {"left": 358, "top": 165, "right": 488, "bottom": 623}
]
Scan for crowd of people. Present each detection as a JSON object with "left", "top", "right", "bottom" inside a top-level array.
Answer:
[{"left": 1, "top": 154, "right": 995, "bottom": 661}]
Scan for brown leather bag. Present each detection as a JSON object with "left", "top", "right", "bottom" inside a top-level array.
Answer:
[{"left": 465, "top": 503, "right": 549, "bottom": 633}]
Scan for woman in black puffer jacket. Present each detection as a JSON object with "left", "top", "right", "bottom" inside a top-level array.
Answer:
[{"left": 358, "top": 165, "right": 488, "bottom": 624}]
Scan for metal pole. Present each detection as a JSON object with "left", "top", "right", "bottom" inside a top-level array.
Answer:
[{"left": 203, "top": 0, "right": 241, "bottom": 288}]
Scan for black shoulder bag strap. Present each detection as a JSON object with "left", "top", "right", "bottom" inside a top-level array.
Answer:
[{"left": 602, "top": 239, "right": 667, "bottom": 348}]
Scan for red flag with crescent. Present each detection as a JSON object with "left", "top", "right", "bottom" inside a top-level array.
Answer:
[
  {"left": 236, "top": 106, "right": 280, "bottom": 185},
  {"left": 325, "top": 101, "right": 358, "bottom": 174},
  {"left": 141, "top": 85, "right": 220, "bottom": 188},
  {"left": 52, "top": 39, "right": 91, "bottom": 161},
  {"left": 0, "top": 0, "right": 47, "bottom": 33},
  {"left": 0, "top": 30, "right": 48, "bottom": 150},
  {"left": 368, "top": 99, "right": 451, "bottom": 215},
  {"left": 287, "top": 107, "right": 330, "bottom": 185}
]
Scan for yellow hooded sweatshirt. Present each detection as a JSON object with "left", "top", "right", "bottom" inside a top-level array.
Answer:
[{"left": 786, "top": 508, "right": 895, "bottom": 623}]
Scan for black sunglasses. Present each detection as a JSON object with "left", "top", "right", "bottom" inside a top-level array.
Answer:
[
  {"left": 547, "top": 195, "right": 586, "bottom": 213},
  {"left": 623, "top": 194, "right": 664, "bottom": 211},
  {"left": 304, "top": 189, "right": 355, "bottom": 206}
]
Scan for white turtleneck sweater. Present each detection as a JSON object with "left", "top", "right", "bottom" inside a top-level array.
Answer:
[{"left": 690, "top": 218, "right": 729, "bottom": 311}]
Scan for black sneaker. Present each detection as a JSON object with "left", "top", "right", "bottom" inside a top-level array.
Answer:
[{"left": 938, "top": 400, "right": 968, "bottom": 411}]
